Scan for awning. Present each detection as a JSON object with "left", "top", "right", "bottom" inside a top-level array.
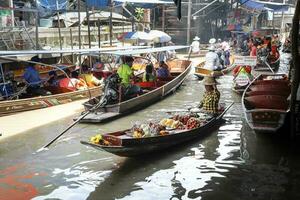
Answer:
[
  {"left": 114, "top": 0, "right": 173, "bottom": 4},
  {"left": 240, "top": 0, "right": 289, "bottom": 12},
  {"left": 102, "top": 45, "right": 189, "bottom": 56}
]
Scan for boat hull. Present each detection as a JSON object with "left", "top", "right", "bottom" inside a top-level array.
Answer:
[
  {"left": 242, "top": 74, "right": 290, "bottom": 133},
  {"left": 80, "top": 60, "right": 192, "bottom": 123},
  {"left": 80, "top": 104, "right": 232, "bottom": 157},
  {"left": 0, "top": 86, "right": 101, "bottom": 116}
]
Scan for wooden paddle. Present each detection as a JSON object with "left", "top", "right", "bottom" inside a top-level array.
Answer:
[{"left": 37, "top": 99, "right": 104, "bottom": 152}]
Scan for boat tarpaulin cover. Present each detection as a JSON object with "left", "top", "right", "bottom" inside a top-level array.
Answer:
[
  {"left": 240, "top": 0, "right": 289, "bottom": 12},
  {"left": 86, "top": 0, "right": 110, "bottom": 8},
  {"left": 102, "top": 45, "right": 189, "bottom": 56},
  {"left": 37, "top": 0, "right": 68, "bottom": 17},
  {"left": 0, "top": 46, "right": 150, "bottom": 56},
  {"left": 113, "top": 0, "right": 173, "bottom": 9}
]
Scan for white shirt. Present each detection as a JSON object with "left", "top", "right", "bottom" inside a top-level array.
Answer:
[
  {"left": 203, "top": 51, "right": 219, "bottom": 70},
  {"left": 191, "top": 41, "right": 200, "bottom": 53}
]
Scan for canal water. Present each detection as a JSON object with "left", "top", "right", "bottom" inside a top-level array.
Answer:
[{"left": 1, "top": 55, "right": 300, "bottom": 200}]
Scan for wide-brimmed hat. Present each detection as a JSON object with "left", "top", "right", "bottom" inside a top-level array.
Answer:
[
  {"left": 193, "top": 36, "right": 200, "bottom": 41},
  {"left": 209, "top": 38, "right": 216, "bottom": 44},
  {"left": 207, "top": 45, "right": 216, "bottom": 51},
  {"left": 203, "top": 77, "right": 218, "bottom": 85}
]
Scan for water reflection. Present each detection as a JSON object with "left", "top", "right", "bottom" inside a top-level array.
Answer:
[{"left": 2, "top": 56, "right": 300, "bottom": 200}]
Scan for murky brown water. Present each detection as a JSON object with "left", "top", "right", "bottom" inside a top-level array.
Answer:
[{"left": 1, "top": 54, "right": 300, "bottom": 200}]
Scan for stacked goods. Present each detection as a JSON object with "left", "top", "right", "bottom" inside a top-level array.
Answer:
[
  {"left": 159, "top": 118, "right": 184, "bottom": 129},
  {"left": 90, "top": 134, "right": 110, "bottom": 145},
  {"left": 186, "top": 118, "right": 202, "bottom": 130},
  {"left": 131, "top": 123, "right": 167, "bottom": 138}
]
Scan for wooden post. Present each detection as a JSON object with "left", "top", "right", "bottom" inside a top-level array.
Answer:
[
  {"left": 56, "top": 0, "right": 63, "bottom": 61},
  {"left": 109, "top": 0, "right": 113, "bottom": 47},
  {"left": 35, "top": 0, "right": 39, "bottom": 49},
  {"left": 86, "top": 5, "right": 92, "bottom": 67},
  {"left": 70, "top": 28, "right": 74, "bottom": 63},
  {"left": 153, "top": 8, "right": 155, "bottom": 29},
  {"left": 187, "top": 0, "right": 192, "bottom": 45},
  {"left": 162, "top": 5, "right": 165, "bottom": 32},
  {"left": 77, "top": 0, "right": 82, "bottom": 65},
  {"left": 98, "top": 19, "right": 101, "bottom": 48}
]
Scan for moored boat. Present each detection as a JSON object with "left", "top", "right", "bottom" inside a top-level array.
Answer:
[
  {"left": 79, "top": 58, "right": 192, "bottom": 123},
  {"left": 80, "top": 103, "right": 233, "bottom": 157},
  {"left": 0, "top": 86, "right": 101, "bottom": 116},
  {"left": 242, "top": 74, "right": 290, "bottom": 133}
]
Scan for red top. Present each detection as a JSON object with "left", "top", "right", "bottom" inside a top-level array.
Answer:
[{"left": 250, "top": 46, "right": 257, "bottom": 56}]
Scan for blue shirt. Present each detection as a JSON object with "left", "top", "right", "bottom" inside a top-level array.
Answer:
[
  {"left": 23, "top": 66, "right": 42, "bottom": 87},
  {"left": 157, "top": 67, "right": 169, "bottom": 78}
]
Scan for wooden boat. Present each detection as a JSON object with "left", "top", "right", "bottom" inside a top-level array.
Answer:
[
  {"left": 194, "top": 56, "right": 235, "bottom": 79},
  {"left": 242, "top": 74, "right": 290, "bottom": 133},
  {"left": 80, "top": 103, "right": 233, "bottom": 157},
  {"left": 0, "top": 86, "right": 101, "bottom": 116},
  {"left": 232, "top": 66, "right": 254, "bottom": 94},
  {"left": 79, "top": 59, "right": 192, "bottom": 123},
  {"left": 255, "top": 54, "right": 280, "bottom": 72}
]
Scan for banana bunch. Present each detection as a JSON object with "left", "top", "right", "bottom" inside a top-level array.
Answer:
[{"left": 90, "top": 134, "right": 103, "bottom": 144}]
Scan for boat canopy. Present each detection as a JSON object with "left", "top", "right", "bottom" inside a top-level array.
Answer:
[
  {"left": 114, "top": 0, "right": 173, "bottom": 4},
  {"left": 240, "top": 0, "right": 289, "bottom": 12},
  {"left": 102, "top": 45, "right": 189, "bottom": 56},
  {"left": 0, "top": 46, "right": 150, "bottom": 56}
]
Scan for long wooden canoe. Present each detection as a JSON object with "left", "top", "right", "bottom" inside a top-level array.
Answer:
[
  {"left": 254, "top": 55, "right": 280, "bottom": 72},
  {"left": 79, "top": 59, "right": 192, "bottom": 123},
  {"left": 242, "top": 74, "right": 290, "bottom": 133},
  {"left": 0, "top": 86, "right": 101, "bottom": 116},
  {"left": 80, "top": 103, "right": 233, "bottom": 157}
]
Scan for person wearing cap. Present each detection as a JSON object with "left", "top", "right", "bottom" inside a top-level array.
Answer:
[
  {"left": 191, "top": 36, "right": 200, "bottom": 54},
  {"left": 117, "top": 56, "right": 142, "bottom": 98},
  {"left": 203, "top": 45, "right": 220, "bottom": 71},
  {"left": 199, "top": 77, "right": 220, "bottom": 114},
  {"left": 23, "top": 56, "right": 51, "bottom": 96}
]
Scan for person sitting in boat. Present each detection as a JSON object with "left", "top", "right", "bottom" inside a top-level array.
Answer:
[
  {"left": 47, "top": 70, "right": 59, "bottom": 86},
  {"left": 117, "top": 56, "right": 143, "bottom": 99},
  {"left": 156, "top": 61, "right": 171, "bottom": 78},
  {"left": 59, "top": 69, "right": 87, "bottom": 91},
  {"left": 203, "top": 45, "right": 220, "bottom": 71},
  {"left": 190, "top": 36, "right": 200, "bottom": 54},
  {"left": 23, "top": 56, "right": 51, "bottom": 96},
  {"left": 143, "top": 64, "right": 157, "bottom": 82},
  {"left": 199, "top": 77, "right": 220, "bottom": 115},
  {"left": 79, "top": 65, "right": 103, "bottom": 87}
]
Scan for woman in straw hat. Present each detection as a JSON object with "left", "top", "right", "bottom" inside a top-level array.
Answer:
[{"left": 199, "top": 77, "right": 220, "bottom": 114}]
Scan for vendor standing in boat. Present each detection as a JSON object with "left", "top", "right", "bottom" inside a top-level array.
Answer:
[
  {"left": 117, "top": 56, "right": 142, "bottom": 98},
  {"left": 199, "top": 77, "right": 220, "bottom": 115},
  {"left": 203, "top": 45, "right": 220, "bottom": 71},
  {"left": 23, "top": 56, "right": 51, "bottom": 96}
]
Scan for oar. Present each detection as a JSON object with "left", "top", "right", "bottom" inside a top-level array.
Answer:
[{"left": 37, "top": 101, "right": 103, "bottom": 152}]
